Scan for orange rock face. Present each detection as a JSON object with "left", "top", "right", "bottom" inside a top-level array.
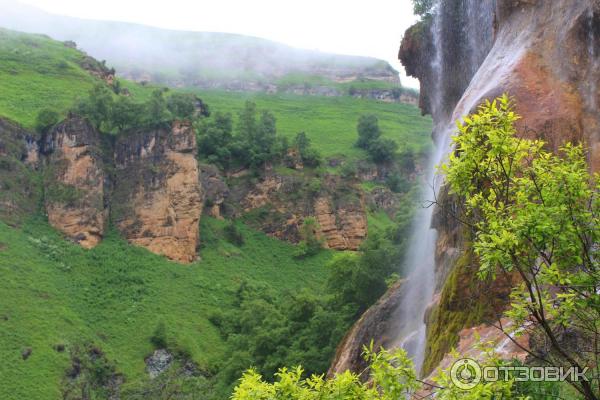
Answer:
[
  {"left": 451, "top": 1, "right": 600, "bottom": 170},
  {"left": 43, "top": 118, "right": 106, "bottom": 248},
  {"left": 113, "top": 121, "right": 202, "bottom": 263},
  {"left": 232, "top": 172, "right": 368, "bottom": 251},
  {"left": 314, "top": 196, "right": 367, "bottom": 251}
]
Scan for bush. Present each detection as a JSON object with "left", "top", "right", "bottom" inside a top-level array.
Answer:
[
  {"left": 224, "top": 222, "right": 244, "bottom": 246},
  {"left": 167, "top": 92, "right": 197, "bottom": 120},
  {"left": 355, "top": 114, "right": 381, "bottom": 149},
  {"left": 293, "top": 132, "right": 321, "bottom": 167},
  {"left": 35, "top": 108, "right": 60, "bottom": 134},
  {"left": 367, "top": 138, "right": 398, "bottom": 163},
  {"left": 294, "top": 217, "right": 323, "bottom": 259}
]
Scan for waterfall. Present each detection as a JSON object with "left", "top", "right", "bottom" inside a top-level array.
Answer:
[{"left": 390, "top": 0, "right": 496, "bottom": 374}]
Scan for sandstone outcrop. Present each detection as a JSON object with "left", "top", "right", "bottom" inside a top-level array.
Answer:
[
  {"left": 227, "top": 172, "right": 368, "bottom": 251},
  {"left": 41, "top": 117, "right": 106, "bottom": 248},
  {"left": 314, "top": 195, "right": 367, "bottom": 251},
  {"left": 113, "top": 121, "right": 202, "bottom": 263}
]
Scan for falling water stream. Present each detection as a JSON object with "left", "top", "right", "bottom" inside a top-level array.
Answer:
[{"left": 391, "top": 0, "right": 496, "bottom": 374}]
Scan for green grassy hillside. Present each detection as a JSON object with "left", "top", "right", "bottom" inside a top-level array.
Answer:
[
  {"left": 122, "top": 83, "right": 432, "bottom": 162},
  {"left": 0, "top": 28, "right": 98, "bottom": 129},
  {"left": 0, "top": 27, "right": 432, "bottom": 399},
  {"left": 0, "top": 217, "right": 333, "bottom": 398}
]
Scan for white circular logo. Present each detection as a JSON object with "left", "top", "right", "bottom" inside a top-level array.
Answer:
[{"left": 450, "top": 358, "right": 482, "bottom": 390}]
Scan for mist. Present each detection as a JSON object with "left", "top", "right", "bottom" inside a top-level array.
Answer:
[{"left": 0, "top": 0, "right": 414, "bottom": 89}]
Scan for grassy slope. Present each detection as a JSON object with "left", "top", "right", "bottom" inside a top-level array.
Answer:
[
  {"left": 0, "top": 217, "right": 333, "bottom": 399},
  {"left": 133, "top": 81, "right": 432, "bottom": 164},
  {"left": 196, "top": 91, "right": 432, "bottom": 162},
  {"left": 0, "top": 28, "right": 97, "bottom": 129},
  {"left": 0, "top": 28, "right": 432, "bottom": 398}
]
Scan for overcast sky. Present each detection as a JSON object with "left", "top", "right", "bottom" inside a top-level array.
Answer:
[{"left": 18, "top": 0, "right": 420, "bottom": 88}]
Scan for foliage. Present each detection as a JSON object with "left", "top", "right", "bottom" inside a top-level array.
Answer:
[
  {"left": 211, "top": 282, "right": 352, "bottom": 395},
  {"left": 166, "top": 92, "right": 197, "bottom": 120},
  {"left": 294, "top": 217, "right": 323, "bottom": 259},
  {"left": 232, "top": 344, "right": 524, "bottom": 400},
  {"left": 234, "top": 101, "right": 280, "bottom": 169},
  {"left": 327, "top": 234, "right": 400, "bottom": 314},
  {"left": 62, "top": 344, "right": 119, "bottom": 400},
  {"left": 412, "top": 0, "right": 434, "bottom": 17},
  {"left": 196, "top": 111, "right": 234, "bottom": 168},
  {"left": 35, "top": 108, "right": 60, "bottom": 134},
  {"left": 73, "top": 84, "right": 204, "bottom": 134},
  {"left": 293, "top": 132, "right": 322, "bottom": 167},
  {"left": 193, "top": 90, "right": 431, "bottom": 166},
  {"left": 356, "top": 114, "right": 381, "bottom": 149},
  {"left": 367, "top": 137, "right": 398, "bottom": 163},
  {"left": 442, "top": 94, "right": 600, "bottom": 399}
]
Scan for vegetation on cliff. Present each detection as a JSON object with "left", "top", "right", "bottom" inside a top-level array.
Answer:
[{"left": 441, "top": 95, "right": 600, "bottom": 399}]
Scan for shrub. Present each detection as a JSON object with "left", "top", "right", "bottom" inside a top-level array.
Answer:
[
  {"left": 294, "top": 217, "right": 322, "bottom": 259},
  {"left": 356, "top": 114, "right": 381, "bottom": 149},
  {"left": 35, "top": 108, "right": 60, "bottom": 134},
  {"left": 224, "top": 222, "right": 244, "bottom": 247}
]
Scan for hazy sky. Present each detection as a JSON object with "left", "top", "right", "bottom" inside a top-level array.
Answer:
[{"left": 18, "top": 0, "right": 420, "bottom": 88}]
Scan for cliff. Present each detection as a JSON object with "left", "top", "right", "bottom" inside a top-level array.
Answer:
[
  {"left": 213, "top": 171, "right": 368, "bottom": 251},
  {"left": 416, "top": 0, "right": 600, "bottom": 375},
  {"left": 113, "top": 121, "right": 202, "bottom": 263},
  {"left": 41, "top": 117, "right": 107, "bottom": 249},
  {"left": 332, "top": 0, "right": 600, "bottom": 377},
  {"left": 2, "top": 116, "right": 203, "bottom": 263}
]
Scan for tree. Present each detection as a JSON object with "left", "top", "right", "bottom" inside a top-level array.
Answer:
[
  {"left": 110, "top": 96, "right": 143, "bottom": 132},
  {"left": 143, "top": 89, "right": 172, "bottom": 128},
  {"left": 367, "top": 138, "right": 398, "bottom": 163},
  {"left": 293, "top": 132, "right": 321, "bottom": 167},
  {"left": 197, "top": 112, "right": 234, "bottom": 168},
  {"left": 412, "top": 0, "right": 434, "bottom": 17},
  {"left": 74, "top": 83, "right": 114, "bottom": 130},
  {"left": 441, "top": 95, "right": 600, "bottom": 399},
  {"left": 167, "top": 92, "right": 197, "bottom": 120},
  {"left": 294, "top": 217, "right": 323, "bottom": 259},
  {"left": 356, "top": 114, "right": 381, "bottom": 149},
  {"left": 35, "top": 108, "right": 60, "bottom": 134},
  {"left": 235, "top": 102, "right": 278, "bottom": 169}
]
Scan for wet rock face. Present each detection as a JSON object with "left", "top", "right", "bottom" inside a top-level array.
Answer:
[
  {"left": 394, "top": 0, "right": 600, "bottom": 378},
  {"left": 0, "top": 118, "right": 42, "bottom": 226},
  {"left": 113, "top": 121, "right": 202, "bottom": 263},
  {"left": 399, "top": 0, "right": 496, "bottom": 123},
  {"left": 42, "top": 117, "right": 106, "bottom": 248},
  {"left": 451, "top": 0, "right": 600, "bottom": 169},
  {"left": 328, "top": 281, "right": 406, "bottom": 378}
]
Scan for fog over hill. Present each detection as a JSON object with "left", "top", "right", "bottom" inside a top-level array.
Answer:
[{"left": 0, "top": 0, "right": 402, "bottom": 90}]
